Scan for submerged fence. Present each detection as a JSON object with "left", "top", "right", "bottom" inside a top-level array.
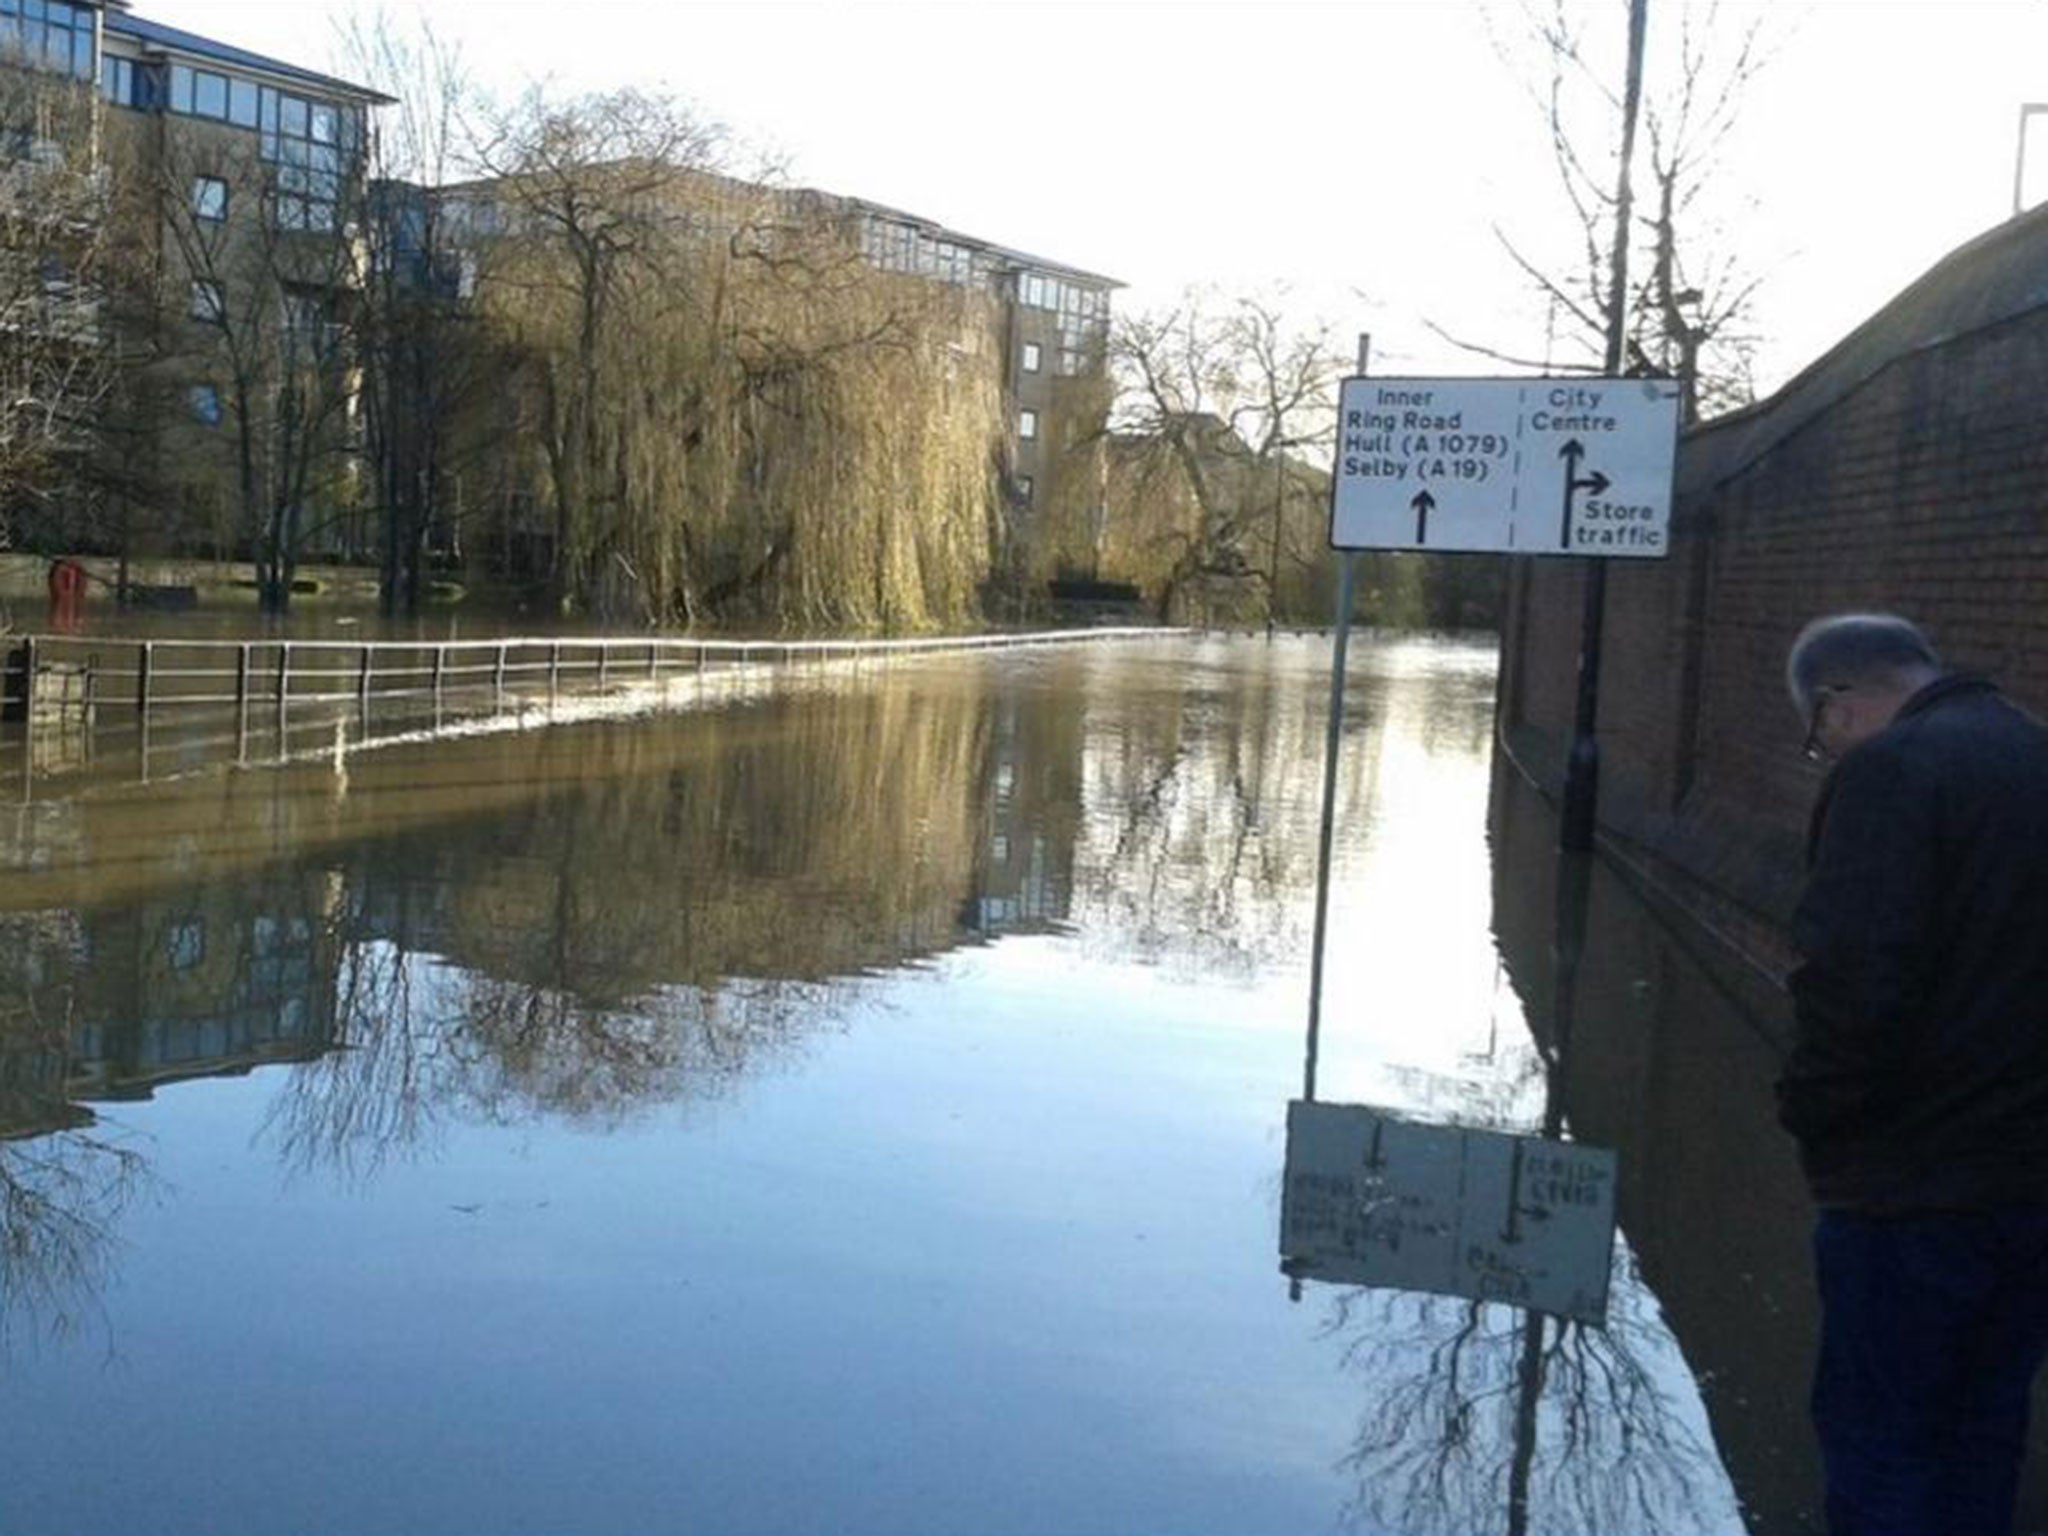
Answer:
[{"left": 0, "top": 627, "right": 1166, "bottom": 798}]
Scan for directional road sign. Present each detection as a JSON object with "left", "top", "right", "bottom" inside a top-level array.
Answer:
[{"left": 1329, "top": 376, "right": 1682, "bottom": 557}]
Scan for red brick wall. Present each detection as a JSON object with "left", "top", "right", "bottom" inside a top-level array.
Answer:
[{"left": 1499, "top": 308, "right": 2048, "bottom": 930}]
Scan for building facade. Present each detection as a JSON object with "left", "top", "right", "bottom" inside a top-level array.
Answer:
[{"left": 5, "top": 5, "right": 1121, "bottom": 619}]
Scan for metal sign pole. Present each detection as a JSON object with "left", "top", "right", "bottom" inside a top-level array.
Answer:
[
  {"left": 1558, "top": 0, "right": 1648, "bottom": 853},
  {"left": 1304, "top": 333, "right": 1371, "bottom": 1105}
]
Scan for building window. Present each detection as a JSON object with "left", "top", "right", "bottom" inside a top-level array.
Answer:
[
  {"left": 1058, "top": 349, "right": 1087, "bottom": 378},
  {"left": 171, "top": 64, "right": 228, "bottom": 119},
  {"left": 1016, "top": 475, "right": 1033, "bottom": 504},
  {"left": 281, "top": 289, "right": 331, "bottom": 360},
  {"left": 1019, "top": 409, "right": 1038, "bottom": 441},
  {"left": 165, "top": 917, "right": 206, "bottom": 971},
  {"left": 188, "top": 384, "right": 222, "bottom": 425},
  {"left": 189, "top": 279, "right": 224, "bottom": 325},
  {"left": 1, "top": 0, "right": 95, "bottom": 80},
  {"left": 192, "top": 175, "right": 227, "bottom": 223},
  {"left": 100, "top": 54, "right": 135, "bottom": 106},
  {"left": 261, "top": 86, "right": 356, "bottom": 233},
  {"left": 1021, "top": 342, "right": 1041, "bottom": 374},
  {"left": 1020, "top": 272, "right": 1049, "bottom": 309}
]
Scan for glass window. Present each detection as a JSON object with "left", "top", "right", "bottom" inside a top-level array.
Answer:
[
  {"left": 1017, "top": 475, "right": 1033, "bottom": 504},
  {"left": 1021, "top": 342, "right": 1040, "bottom": 374},
  {"left": 192, "top": 175, "right": 226, "bottom": 221},
  {"left": 169, "top": 63, "right": 193, "bottom": 113},
  {"left": 193, "top": 69, "right": 227, "bottom": 119},
  {"left": 229, "top": 78, "right": 258, "bottom": 127},
  {"left": 100, "top": 54, "right": 131, "bottom": 105},
  {"left": 189, "top": 279, "right": 224, "bottom": 324},
  {"left": 262, "top": 87, "right": 350, "bottom": 233},
  {"left": 1019, "top": 409, "right": 1038, "bottom": 441},
  {"left": 187, "top": 385, "right": 222, "bottom": 426}
]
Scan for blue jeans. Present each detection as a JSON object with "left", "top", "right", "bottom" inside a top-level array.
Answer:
[{"left": 1812, "top": 1207, "right": 2048, "bottom": 1536}]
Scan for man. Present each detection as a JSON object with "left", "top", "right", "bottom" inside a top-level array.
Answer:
[{"left": 1783, "top": 612, "right": 2048, "bottom": 1536}]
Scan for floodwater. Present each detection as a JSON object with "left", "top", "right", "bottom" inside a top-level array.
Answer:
[{"left": 0, "top": 633, "right": 1796, "bottom": 1535}]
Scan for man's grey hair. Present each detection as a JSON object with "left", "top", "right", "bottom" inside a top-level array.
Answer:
[{"left": 1785, "top": 613, "right": 1942, "bottom": 716}]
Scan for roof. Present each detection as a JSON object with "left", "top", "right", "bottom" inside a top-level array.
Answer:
[
  {"left": 1680, "top": 199, "right": 2048, "bottom": 503},
  {"left": 104, "top": 12, "right": 396, "bottom": 104},
  {"left": 839, "top": 195, "right": 1123, "bottom": 289}
]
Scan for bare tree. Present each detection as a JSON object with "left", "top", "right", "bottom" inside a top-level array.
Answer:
[
  {"left": 347, "top": 13, "right": 499, "bottom": 616},
  {"left": 1437, "top": 0, "right": 1777, "bottom": 424},
  {"left": 146, "top": 117, "right": 371, "bottom": 611},
  {"left": 0, "top": 68, "right": 115, "bottom": 556},
  {"left": 1107, "top": 292, "right": 1345, "bottom": 624}
]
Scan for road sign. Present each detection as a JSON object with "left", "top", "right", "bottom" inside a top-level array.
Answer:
[
  {"left": 1279, "top": 1100, "right": 1618, "bottom": 1325},
  {"left": 1329, "top": 376, "right": 1681, "bottom": 557}
]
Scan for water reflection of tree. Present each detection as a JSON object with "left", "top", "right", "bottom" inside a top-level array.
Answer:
[
  {"left": 1074, "top": 655, "right": 1354, "bottom": 977},
  {"left": 260, "top": 682, "right": 1003, "bottom": 1173},
  {"left": 0, "top": 934, "right": 150, "bottom": 1343},
  {"left": 1325, "top": 1252, "right": 1735, "bottom": 1536},
  {"left": 1071, "top": 638, "right": 1501, "bottom": 979}
]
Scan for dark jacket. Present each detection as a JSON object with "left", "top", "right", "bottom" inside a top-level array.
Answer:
[{"left": 1780, "top": 673, "right": 2048, "bottom": 1209}]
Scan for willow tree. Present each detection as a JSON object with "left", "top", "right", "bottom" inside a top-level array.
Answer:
[{"left": 462, "top": 86, "right": 1008, "bottom": 630}]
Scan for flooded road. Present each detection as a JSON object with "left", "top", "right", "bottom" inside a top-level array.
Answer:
[{"left": 0, "top": 634, "right": 1776, "bottom": 1534}]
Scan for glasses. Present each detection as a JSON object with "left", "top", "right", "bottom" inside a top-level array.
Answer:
[{"left": 1803, "top": 685, "right": 1849, "bottom": 762}]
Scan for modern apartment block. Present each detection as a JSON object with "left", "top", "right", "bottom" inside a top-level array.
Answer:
[
  {"left": 3, "top": 0, "right": 385, "bottom": 570},
  {"left": 95, "top": 3, "right": 390, "bottom": 571},
  {"left": 4, "top": 3, "right": 1119, "bottom": 602}
]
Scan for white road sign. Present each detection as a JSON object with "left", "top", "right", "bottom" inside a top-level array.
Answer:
[
  {"left": 1279, "top": 1100, "right": 1619, "bottom": 1325},
  {"left": 1329, "top": 376, "right": 1681, "bottom": 557}
]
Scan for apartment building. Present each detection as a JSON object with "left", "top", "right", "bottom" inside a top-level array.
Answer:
[
  {"left": 6, "top": 4, "right": 1119, "bottom": 608},
  {"left": 0, "top": 0, "right": 387, "bottom": 577},
  {"left": 96, "top": 3, "right": 390, "bottom": 577}
]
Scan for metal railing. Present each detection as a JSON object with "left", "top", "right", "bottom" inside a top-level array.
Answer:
[{"left": 0, "top": 626, "right": 1166, "bottom": 797}]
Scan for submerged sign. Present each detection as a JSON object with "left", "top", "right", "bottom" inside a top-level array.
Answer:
[
  {"left": 1329, "top": 376, "right": 1681, "bottom": 557},
  {"left": 1279, "top": 1100, "right": 1619, "bottom": 1326}
]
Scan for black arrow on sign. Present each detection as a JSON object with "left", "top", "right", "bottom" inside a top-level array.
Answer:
[
  {"left": 1558, "top": 439, "right": 1611, "bottom": 550},
  {"left": 1410, "top": 488, "right": 1436, "bottom": 545}
]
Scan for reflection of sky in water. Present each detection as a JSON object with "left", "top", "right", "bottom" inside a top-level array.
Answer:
[{"left": 0, "top": 635, "right": 1744, "bottom": 1535}]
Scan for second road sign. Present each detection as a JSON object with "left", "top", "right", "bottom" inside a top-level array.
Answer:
[{"left": 1329, "top": 375, "right": 1681, "bottom": 557}]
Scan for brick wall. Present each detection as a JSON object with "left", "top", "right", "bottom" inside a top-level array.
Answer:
[{"left": 1499, "top": 273, "right": 2048, "bottom": 940}]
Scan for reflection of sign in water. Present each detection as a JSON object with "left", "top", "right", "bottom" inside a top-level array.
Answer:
[{"left": 1279, "top": 1100, "right": 1618, "bottom": 1326}]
